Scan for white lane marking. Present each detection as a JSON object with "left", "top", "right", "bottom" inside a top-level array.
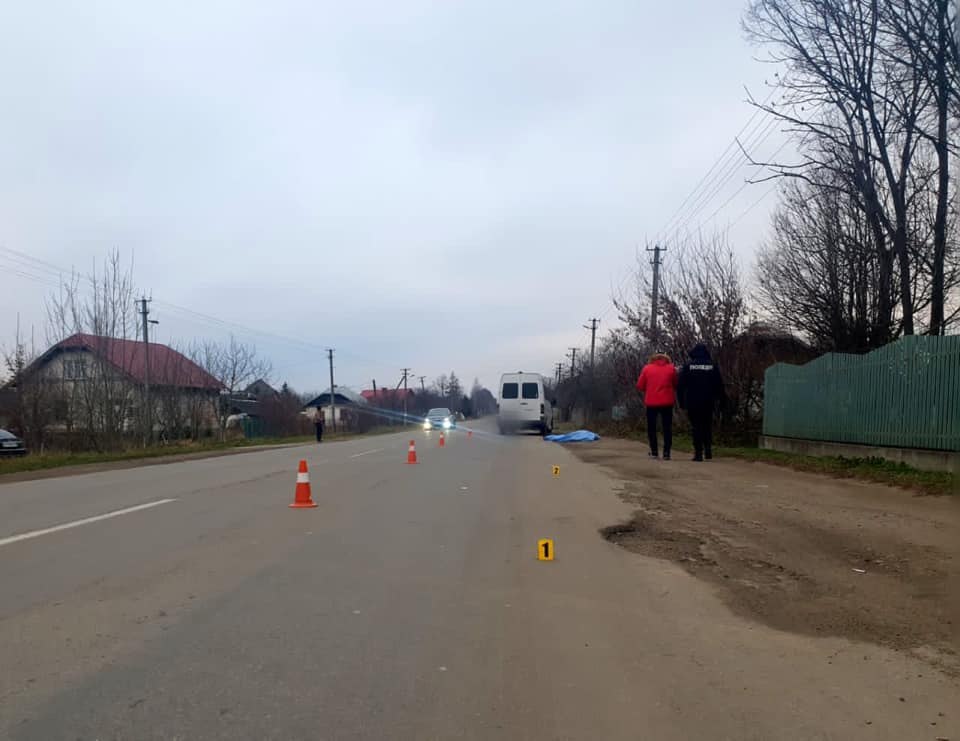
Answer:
[
  {"left": 349, "top": 448, "right": 384, "bottom": 459},
  {"left": 0, "top": 499, "right": 178, "bottom": 548}
]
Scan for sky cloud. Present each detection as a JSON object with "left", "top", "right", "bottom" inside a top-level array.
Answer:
[{"left": 0, "top": 0, "right": 784, "bottom": 392}]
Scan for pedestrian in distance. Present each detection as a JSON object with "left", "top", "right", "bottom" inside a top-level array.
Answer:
[
  {"left": 636, "top": 351, "right": 678, "bottom": 460},
  {"left": 314, "top": 407, "right": 324, "bottom": 443},
  {"left": 677, "top": 343, "right": 727, "bottom": 462}
]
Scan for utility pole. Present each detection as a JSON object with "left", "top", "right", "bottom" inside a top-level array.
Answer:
[
  {"left": 418, "top": 375, "right": 426, "bottom": 392},
  {"left": 555, "top": 362, "right": 564, "bottom": 385},
  {"left": 567, "top": 348, "right": 578, "bottom": 378},
  {"left": 372, "top": 378, "right": 378, "bottom": 402},
  {"left": 584, "top": 318, "right": 599, "bottom": 373},
  {"left": 400, "top": 368, "right": 412, "bottom": 425},
  {"left": 327, "top": 349, "right": 336, "bottom": 434},
  {"left": 583, "top": 318, "right": 600, "bottom": 423},
  {"left": 647, "top": 245, "right": 665, "bottom": 342},
  {"left": 138, "top": 298, "right": 158, "bottom": 447}
]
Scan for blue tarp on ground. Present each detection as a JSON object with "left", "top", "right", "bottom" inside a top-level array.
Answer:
[{"left": 544, "top": 430, "right": 601, "bottom": 443}]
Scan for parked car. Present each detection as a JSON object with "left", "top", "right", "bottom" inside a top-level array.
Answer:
[
  {"left": 423, "top": 408, "right": 455, "bottom": 430},
  {"left": 0, "top": 429, "right": 27, "bottom": 456},
  {"left": 497, "top": 372, "right": 554, "bottom": 435}
]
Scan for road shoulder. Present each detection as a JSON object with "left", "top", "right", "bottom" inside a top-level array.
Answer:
[{"left": 565, "top": 436, "right": 960, "bottom": 676}]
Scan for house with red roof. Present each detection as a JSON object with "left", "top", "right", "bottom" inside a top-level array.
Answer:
[
  {"left": 11, "top": 333, "right": 223, "bottom": 442},
  {"left": 359, "top": 388, "right": 415, "bottom": 406}
]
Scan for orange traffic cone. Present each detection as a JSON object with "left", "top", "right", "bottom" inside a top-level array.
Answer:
[
  {"left": 289, "top": 459, "right": 318, "bottom": 508},
  {"left": 406, "top": 439, "right": 418, "bottom": 465},
  {"left": 467, "top": 429, "right": 473, "bottom": 439},
  {"left": 439, "top": 431, "right": 445, "bottom": 448}
]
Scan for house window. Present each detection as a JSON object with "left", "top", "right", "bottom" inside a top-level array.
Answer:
[
  {"left": 63, "top": 358, "right": 86, "bottom": 380},
  {"left": 53, "top": 399, "right": 69, "bottom": 422}
]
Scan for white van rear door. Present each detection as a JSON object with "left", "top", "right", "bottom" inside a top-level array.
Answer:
[{"left": 520, "top": 379, "right": 540, "bottom": 418}]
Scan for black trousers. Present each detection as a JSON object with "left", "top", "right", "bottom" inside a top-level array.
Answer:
[
  {"left": 646, "top": 406, "right": 673, "bottom": 456},
  {"left": 687, "top": 404, "right": 713, "bottom": 458},
  {"left": 315, "top": 423, "right": 323, "bottom": 442}
]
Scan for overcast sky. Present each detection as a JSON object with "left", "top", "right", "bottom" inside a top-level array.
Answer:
[{"left": 0, "top": 0, "right": 785, "bottom": 393}]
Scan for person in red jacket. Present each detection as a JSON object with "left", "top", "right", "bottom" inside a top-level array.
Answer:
[{"left": 636, "top": 351, "right": 679, "bottom": 460}]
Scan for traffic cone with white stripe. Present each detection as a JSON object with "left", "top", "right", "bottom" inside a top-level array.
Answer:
[
  {"left": 289, "top": 459, "right": 318, "bottom": 508},
  {"left": 439, "top": 431, "right": 445, "bottom": 448},
  {"left": 406, "top": 439, "right": 418, "bottom": 464}
]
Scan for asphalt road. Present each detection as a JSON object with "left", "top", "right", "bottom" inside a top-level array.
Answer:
[{"left": 1, "top": 420, "right": 956, "bottom": 740}]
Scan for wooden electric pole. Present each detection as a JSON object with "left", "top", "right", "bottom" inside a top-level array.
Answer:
[
  {"left": 647, "top": 245, "right": 665, "bottom": 343},
  {"left": 327, "top": 348, "right": 336, "bottom": 433},
  {"left": 138, "top": 297, "right": 157, "bottom": 447}
]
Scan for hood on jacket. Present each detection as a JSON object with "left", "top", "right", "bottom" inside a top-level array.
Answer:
[
  {"left": 648, "top": 352, "right": 671, "bottom": 364},
  {"left": 688, "top": 344, "right": 711, "bottom": 362}
]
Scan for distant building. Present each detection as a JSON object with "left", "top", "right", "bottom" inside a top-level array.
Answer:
[
  {"left": 0, "top": 387, "right": 17, "bottom": 429},
  {"left": 224, "top": 379, "right": 279, "bottom": 430},
  {"left": 360, "top": 388, "right": 415, "bottom": 405},
  {"left": 6, "top": 332, "right": 222, "bottom": 439},
  {"left": 244, "top": 379, "right": 277, "bottom": 399},
  {"left": 302, "top": 387, "right": 368, "bottom": 428}
]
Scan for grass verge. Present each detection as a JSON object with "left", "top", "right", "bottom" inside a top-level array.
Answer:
[
  {"left": 0, "top": 425, "right": 401, "bottom": 477},
  {"left": 557, "top": 420, "right": 956, "bottom": 496},
  {"left": 700, "top": 444, "right": 956, "bottom": 496}
]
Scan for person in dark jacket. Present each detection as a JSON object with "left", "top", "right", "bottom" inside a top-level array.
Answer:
[
  {"left": 677, "top": 343, "right": 726, "bottom": 461},
  {"left": 636, "top": 351, "right": 678, "bottom": 460},
  {"left": 314, "top": 407, "right": 324, "bottom": 443}
]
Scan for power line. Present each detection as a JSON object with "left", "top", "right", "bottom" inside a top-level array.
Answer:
[
  {"left": 0, "top": 246, "right": 404, "bottom": 375},
  {"left": 693, "top": 136, "right": 792, "bottom": 228},
  {"left": 593, "top": 108, "right": 789, "bottom": 324},
  {"left": 661, "top": 114, "right": 781, "bottom": 245},
  {"left": 653, "top": 85, "right": 779, "bottom": 243},
  {"left": 730, "top": 183, "right": 779, "bottom": 228}
]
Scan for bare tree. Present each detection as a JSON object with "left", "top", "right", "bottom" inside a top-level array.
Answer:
[
  {"left": 2, "top": 329, "right": 53, "bottom": 451},
  {"left": 469, "top": 379, "right": 497, "bottom": 417},
  {"left": 609, "top": 231, "right": 759, "bottom": 428},
  {"left": 258, "top": 383, "right": 306, "bottom": 437},
  {"left": 151, "top": 341, "right": 218, "bottom": 442},
  {"left": 43, "top": 251, "right": 140, "bottom": 450},
  {"left": 446, "top": 372, "right": 463, "bottom": 412},
  {"left": 743, "top": 0, "right": 959, "bottom": 337},
  {"left": 883, "top": 0, "right": 960, "bottom": 333},
  {"left": 190, "top": 335, "right": 271, "bottom": 441},
  {"left": 757, "top": 177, "right": 892, "bottom": 350},
  {"left": 615, "top": 232, "right": 748, "bottom": 362}
]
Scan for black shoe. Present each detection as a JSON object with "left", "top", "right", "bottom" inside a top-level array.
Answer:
[
  {"left": 704, "top": 450, "right": 713, "bottom": 460},
  {"left": 648, "top": 452, "right": 659, "bottom": 460},
  {"left": 663, "top": 454, "right": 671, "bottom": 461},
  {"left": 691, "top": 455, "right": 703, "bottom": 462}
]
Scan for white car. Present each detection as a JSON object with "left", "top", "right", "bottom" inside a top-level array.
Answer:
[{"left": 497, "top": 372, "right": 554, "bottom": 435}]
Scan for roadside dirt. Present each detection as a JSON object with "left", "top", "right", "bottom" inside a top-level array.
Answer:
[{"left": 569, "top": 438, "right": 960, "bottom": 674}]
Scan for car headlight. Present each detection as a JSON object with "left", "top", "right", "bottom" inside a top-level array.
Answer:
[
  {"left": 423, "top": 420, "right": 431, "bottom": 429},
  {"left": 443, "top": 418, "right": 451, "bottom": 429}
]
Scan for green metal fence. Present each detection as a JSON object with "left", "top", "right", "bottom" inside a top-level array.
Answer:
[
  {"left": 240, "top": 415, "right": 266, "bottom": 439},
  {"left": 763, "top": 335, "right": 960, "bottom": 452}
]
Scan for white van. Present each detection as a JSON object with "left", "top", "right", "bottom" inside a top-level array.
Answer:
[{"left": 497, "top": 372, "right": 554, "bottom": 435}]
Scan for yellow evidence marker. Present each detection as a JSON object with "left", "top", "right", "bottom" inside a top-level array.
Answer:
[
  {"left": 552, "top": 465, "right": 560, "bottom": 477},
  {"left": 537, "top": 539, "right": 554, "bottom": 561}
]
